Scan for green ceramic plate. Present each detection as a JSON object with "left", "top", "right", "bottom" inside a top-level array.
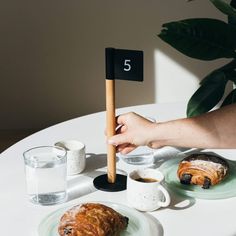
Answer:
[
  {"left": 160, "top": 155, "right": 236, "bottom": 199},
  {"left": 38, "top": 201, "right": 154, "bottom": 236}
]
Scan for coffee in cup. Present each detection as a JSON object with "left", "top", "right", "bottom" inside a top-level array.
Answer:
[
  {"left": 135, "top": 177, "right": 158, "bottom": 183},
  {"left": 127, "top": 168, "right": 170, "bottom": 211}
]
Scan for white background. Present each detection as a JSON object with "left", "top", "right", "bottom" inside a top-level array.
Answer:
[{"left": 0, "top": 0, "right": 231, "bottom": 129}]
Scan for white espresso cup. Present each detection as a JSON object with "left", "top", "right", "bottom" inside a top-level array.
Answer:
[
  {"left": 55, "top": 140, "right": 86, "bottom": 175},
  {"left": 127, "top": 168, "right": 170, "bottom": 211}
]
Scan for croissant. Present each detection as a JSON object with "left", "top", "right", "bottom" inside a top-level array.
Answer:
[
  {"left": 58, "top": 203, "right": 129, "bottom": 236},
  {"left": 177, "top": 153, "right": 229, "bottom": 189}
]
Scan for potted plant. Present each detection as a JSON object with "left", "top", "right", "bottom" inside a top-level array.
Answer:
[{"left": 158, "top": 0, "right": 236, "bottom": 117}]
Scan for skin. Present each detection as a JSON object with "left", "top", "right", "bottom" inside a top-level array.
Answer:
[{"left": 107, "top": 103, "right": 236, "bottom": 154}]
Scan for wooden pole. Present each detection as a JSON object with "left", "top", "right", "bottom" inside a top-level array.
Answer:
[{"left": 106, "top": 79, "right": 116, "bottom": 183}]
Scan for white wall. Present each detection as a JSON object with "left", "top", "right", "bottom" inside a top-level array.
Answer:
[{"left": 0, "top": 0, "right": 227, "bottom": 129}]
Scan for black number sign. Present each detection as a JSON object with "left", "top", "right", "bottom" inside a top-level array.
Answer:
[{"left": 106, "top": 48, "right": 143, "bottom": 82}]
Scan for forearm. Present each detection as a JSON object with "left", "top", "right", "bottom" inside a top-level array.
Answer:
[{"left": 149, "top": 104, "right": 236, "bottom": 149}]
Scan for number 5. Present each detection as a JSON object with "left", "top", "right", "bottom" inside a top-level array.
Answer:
[{"left": 124, "top": 59, "right": 131, "bottom": 71}]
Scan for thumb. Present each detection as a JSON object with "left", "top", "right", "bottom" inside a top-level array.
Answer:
[{"left": 107, "top": 134, "right": 127, "bottom": 146}]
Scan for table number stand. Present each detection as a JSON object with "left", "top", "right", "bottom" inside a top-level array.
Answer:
[{"left": 93, "top": 47, "right": 143, "bottom": 191}]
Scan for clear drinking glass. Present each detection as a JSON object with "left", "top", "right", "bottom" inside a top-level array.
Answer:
[
  {"left": 119, "top": 146, "right": 154, "bottom": 165},
  {"left": 23, "top": 146, "right": 67, "bottom": 205}
]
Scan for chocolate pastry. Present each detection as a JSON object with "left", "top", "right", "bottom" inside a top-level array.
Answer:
[
  {"left": 177, "top": 153, "right": 229, "bottom": 189},
  {"left": 58, "top": 203, "right": 129, "bottom": 236}
]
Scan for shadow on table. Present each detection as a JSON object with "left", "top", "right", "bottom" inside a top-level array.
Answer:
[
  {"left": 67, "top": 153, "right": 120, "bottom": 202},
  {"left": 167, "top": 191, "right": 196, "bottom": 210},
  {"left": 85, "top": 153, "right": 108, "bottom": 173}
]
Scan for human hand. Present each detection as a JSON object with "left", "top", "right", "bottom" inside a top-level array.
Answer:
[{"left": 107, "top": 112, "right": 157, "bottom": 154}]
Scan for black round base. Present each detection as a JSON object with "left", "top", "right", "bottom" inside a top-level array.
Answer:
[{"left": 93, "top": 174, "right": 127, "bottom": 192}]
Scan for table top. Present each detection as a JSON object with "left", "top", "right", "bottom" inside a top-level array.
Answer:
[{"left": 1, "top": 102, "right": 236, "bottom": 236}]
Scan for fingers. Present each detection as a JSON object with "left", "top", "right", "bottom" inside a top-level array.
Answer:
[
  {"left": 118, "top": 145, "right": 136, "bottom": 154},
  {"left": 107, "top": 132, "right": 137, "bottom": 154},
  {"left": 106, "top": 112, "right": 151, "bottom": 147},
  {"left": 115, "top": 114, "right": 126, "bottom": 125},
  {"left": 107, "top": 134, "right": 125, "bottom": 146},
  {"left": 104, "top": 114, "right": 128, "bottom": 136},
  {"left": 107, "top": 141, "right": 136, "bottom": 154},
  {"left": 115, "top": 112, "right": 137, "bottom": 125}
]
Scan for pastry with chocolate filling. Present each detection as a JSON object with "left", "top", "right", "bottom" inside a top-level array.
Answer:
[
  {"left": 58, "top": 203, "right": 129, "bottom": 236},
  {"left": 177, "top": 153, "right": 229, "bottom": 189}
]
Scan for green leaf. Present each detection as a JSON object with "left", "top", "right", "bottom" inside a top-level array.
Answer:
[
  {"left": 228, "top": 0, "right": 236, "bottom": 26},
  {"left": 231, "top": 0, "right": 236, "bottom": 8},
  {"left": 158, "top": 18, "right": 236, "bottom": 60},
  {"left": 210, "top": 0, "right": 236, "bottom": 18},
  {"left": 187, "top": 70, "right": 228, "bottom": 117},
  {"left": 221, "top": 88, "right": 236, "bottom": 106},
  {"left": 226, "top": 71, "right": 236, "bottom": 83},
  {"left": 200, "top": 59, "right": 236, "bottom": 85}
]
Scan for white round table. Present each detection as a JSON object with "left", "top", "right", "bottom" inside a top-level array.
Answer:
[{"left": 1, "top": 103, "right": 236, "bottom": 236}]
